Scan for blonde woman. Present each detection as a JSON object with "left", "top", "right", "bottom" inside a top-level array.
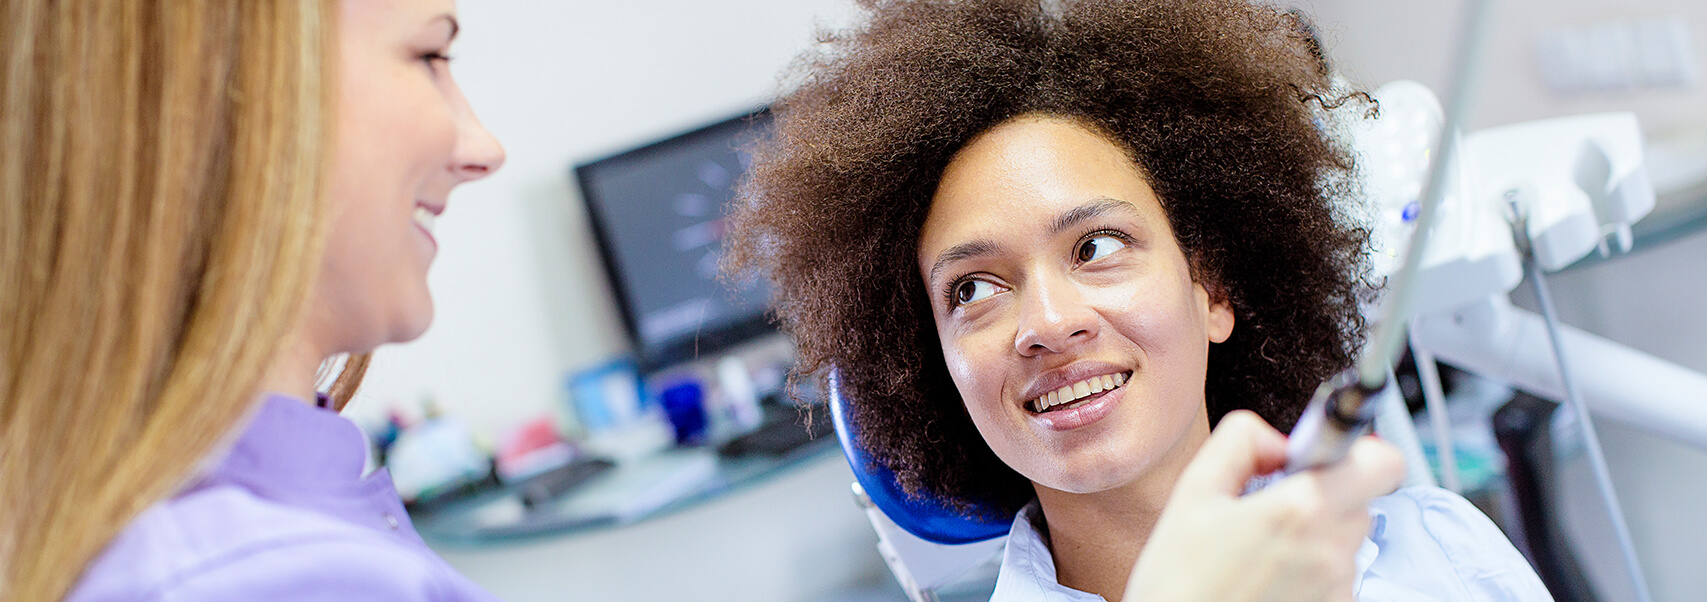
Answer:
[{"left": 1, "top": 0, "right": 503, "bottom": 599}]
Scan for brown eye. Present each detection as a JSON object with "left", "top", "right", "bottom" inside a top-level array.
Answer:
[
  {"left": 955, "top": 281, "right": 977, "bottom": 305},
  {"left": 952, "top": 279, "right": 999, "bottom": 306},
  {"left": 1077, "top": 235, "right": 1126, "bottom": 263}
]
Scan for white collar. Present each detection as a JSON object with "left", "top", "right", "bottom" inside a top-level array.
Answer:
[{"left": 989, "top": 500, "right": 1385, "bottom": 601}]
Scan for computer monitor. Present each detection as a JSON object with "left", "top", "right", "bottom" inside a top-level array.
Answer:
[{"left": 574, "top": 110, "right": 774, "bottom": 373}]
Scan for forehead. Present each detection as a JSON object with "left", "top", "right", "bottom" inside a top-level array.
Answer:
[
  {"left": 343, "top": 0, "right": 456, "bottom": 32},
  {"left": 918, "top": 116, "right": 1168, "bottom": 260}
]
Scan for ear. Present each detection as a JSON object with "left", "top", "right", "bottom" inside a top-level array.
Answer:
[{"left": 1199, "top": 284, "right": 1235, "bottom": 344}]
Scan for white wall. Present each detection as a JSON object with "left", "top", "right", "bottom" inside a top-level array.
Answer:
[
  {"left": 1300, "top": 0, "right": 1707, "bottom": 135},
  {"left": 346, "top": 0, "right": 860, "bottom": 437}
]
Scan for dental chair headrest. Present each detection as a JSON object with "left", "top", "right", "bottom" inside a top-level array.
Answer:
[{"left": 827, "top": 370, "right": 1010, "bottom": 545}]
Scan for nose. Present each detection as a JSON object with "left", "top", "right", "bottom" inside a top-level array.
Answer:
[
  {"left": 447, "top": 84, "right": 505, "bottom": 182},
  {"left": 1012, "top": 270, "right": 1098, "bottom": 357}
]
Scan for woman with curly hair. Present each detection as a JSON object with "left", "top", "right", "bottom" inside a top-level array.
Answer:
[{"left": 727, "top": 1, "right": 1550, "bottom": 600}]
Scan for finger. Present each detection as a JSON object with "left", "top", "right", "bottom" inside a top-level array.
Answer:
[
  {"left": 1174, "top": 410, "right": 1289, "bottom": 498},
  {"left": 1313, "top": 436, "right": 1405, "bottom": 509},
  {"left": 1321, "top": 504, "right": 1376, "bottom": 546}
]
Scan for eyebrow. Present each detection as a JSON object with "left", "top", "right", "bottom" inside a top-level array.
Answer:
[
  {"left": 1051, "top": 197, "right": 1140, "bottom": 235},
  {"left": 928, "top": 239, "right": 1001, "bottom": 283},
  {"left": 926, "top": 197, "right": 1142, "bottom": 283}
]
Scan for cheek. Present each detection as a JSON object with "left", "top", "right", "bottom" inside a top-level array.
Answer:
[
  {"left": 337, "top": 53, "right": 458, "bottom": 187},
  {"left": 1094, "top": 278, "right": 1213, "bottom": 393},
  {"left": 939, "top": 321, "right": 1022, "bottom": 436},
  {"left": 323, "top": 110, "right": 417, "bottom": 280},
  {"left": 940, "top": 331, "right": 985, "bottom": 405},
  {"left": 1094, "top": 262, "right": 1205, "bottom": 346},
  {"left": 331, "top": 75, "right": 417, "bottom": 215},
  {"left": 311, "top": 189, "right": 423, "bottom": 346},
  {"left": 311, "top": 75, "right": 444, "bottom": 347},
  {"left": 323, "top": 195, "right": 401, "bottom": 259}
]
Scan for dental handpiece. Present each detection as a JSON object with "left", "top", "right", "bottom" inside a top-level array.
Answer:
[{"left": 1283, "top": 370, "right": 1386, "bottom": 473}]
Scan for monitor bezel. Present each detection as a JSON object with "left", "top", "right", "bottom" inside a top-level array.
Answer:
[{"left": 572, "top": 108, "right": 774, "bottom": 374}]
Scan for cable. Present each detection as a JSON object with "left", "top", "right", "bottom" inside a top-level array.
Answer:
[
  {"left": 1410, "top": 337, "right": 1461, "bottom": 493},
  {"left": 1526, "top": 257, "right": 1653, "bottom": 602}
]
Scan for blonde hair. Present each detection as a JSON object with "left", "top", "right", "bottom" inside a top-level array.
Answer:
[{"left": 1, "top": 1, "right": 340, "bottom": 599}]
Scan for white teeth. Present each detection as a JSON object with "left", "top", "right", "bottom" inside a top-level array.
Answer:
[
  {"left": 1029, "top": 372, "right": 1132, "bottom": 412},
  {"left": 412, "top": 206, "right": 436, "bottom": 232}
]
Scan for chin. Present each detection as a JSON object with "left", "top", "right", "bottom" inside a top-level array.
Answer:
[
  {"left": 383, "top": 289, "right": 436, "bottom": 346},
  {"left": 393, "top": 305, "right": 434, "bottom": 344},
  {"left": 1026, "top": 449, "right": 1155, "bottom": 495},
  {"left": 1009, "top": 416, "right": 1183, "bottom": 496}
]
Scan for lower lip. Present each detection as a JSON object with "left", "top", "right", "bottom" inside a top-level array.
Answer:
[
  {"left": 413, "top": 220, "right": 438, "bottom": 255},
  {"left": 1029, "top": 385, "right": 1123, "bottom": 431}
]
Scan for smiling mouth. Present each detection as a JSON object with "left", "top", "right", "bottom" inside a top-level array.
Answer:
[
  {"left": 412, "top": 206, "right": 438, "bottom": 233},
  {"left": 1027, "top": 371, "right": 1131, "bottom": 414}
]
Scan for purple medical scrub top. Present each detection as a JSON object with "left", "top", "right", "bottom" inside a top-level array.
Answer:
[{"left": 66, "top": 394, "right": 501, "bottom": 601}]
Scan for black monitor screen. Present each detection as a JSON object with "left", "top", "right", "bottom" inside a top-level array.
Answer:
[{"left": 575, "top": 110, "right": 773, "bottom": 371}]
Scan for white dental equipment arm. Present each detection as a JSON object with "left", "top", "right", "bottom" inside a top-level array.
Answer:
[
  {"left": 1287, "top": 76, "right": 1678, "bottom": 602},
  {"left": 1411, "top": 296, "right": 1707, "bottom": 453}
]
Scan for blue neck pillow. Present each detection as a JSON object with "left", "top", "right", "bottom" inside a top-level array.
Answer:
[{"left": 827, "top": 370, "right": 1010, "bottom": 545}]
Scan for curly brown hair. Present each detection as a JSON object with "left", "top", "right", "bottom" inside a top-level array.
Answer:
[{"left": 726, "top": 0, "right": 1372, "bottom": 517}]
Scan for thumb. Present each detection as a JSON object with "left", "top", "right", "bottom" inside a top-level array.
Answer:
[{"left": 1174, "top": 410, "right": 1288, "bottom": 499}]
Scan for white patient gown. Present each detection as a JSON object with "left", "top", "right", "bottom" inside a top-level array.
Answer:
[{"left": 989, "top": 486, "right": 1555, "bottom": 601}]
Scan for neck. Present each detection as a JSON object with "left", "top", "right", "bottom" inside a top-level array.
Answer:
[
  {"left": 257, "top": 328, "right": 326, "bottom": 405},
  {"left": 1036, "top": 411, "right": 1210, "bottom": 602}
]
